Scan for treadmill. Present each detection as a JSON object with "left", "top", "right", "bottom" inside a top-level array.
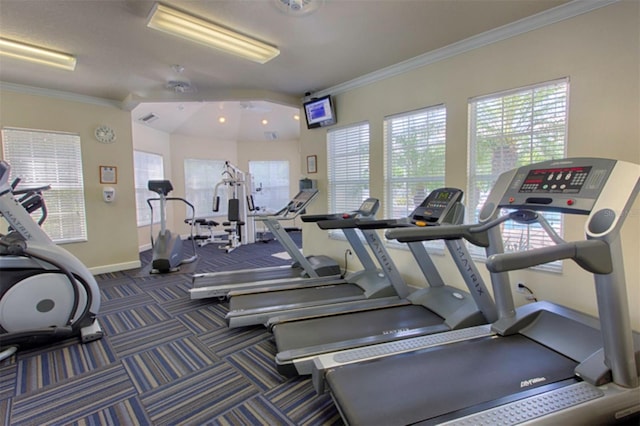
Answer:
[
  {"left": 190, "top": 189, "right": 341, "bottom": 299},
  {"left": 319, "top": 158, "right": 640, "bottom": 425},
  {"left": 225, "top": 197, "right": 413, "bottom": 328},
  {"left": 272, "top": 188, "right": 498, "bottom": 376}
]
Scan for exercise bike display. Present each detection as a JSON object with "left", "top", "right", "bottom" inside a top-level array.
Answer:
[
  {"left": 147, "top": 180, "right": 198, "bottom": 273},
  {"left": 0, "top": 160, "right": 103, "bottom": 361}
]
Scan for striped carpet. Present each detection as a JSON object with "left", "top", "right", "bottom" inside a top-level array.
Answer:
[{"left": 0, "top": 231, "right": 344, "bottom": 425}]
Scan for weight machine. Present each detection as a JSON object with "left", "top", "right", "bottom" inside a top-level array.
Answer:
[{"left": 212, "top": 161, "right": 255, "bottom": 252}]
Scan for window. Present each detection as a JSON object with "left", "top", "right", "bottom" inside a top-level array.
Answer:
[
  {"left": 384, "top": 105, "right": 446, "bottom": 217},
  {"left": 384, "top": 105, "right": 446, "bottom": 250},
  {"left": 2, "top": 127, "right": 88, "bottom": 243},
  {"left": 468, "top": 78, "right": 569, "bottom": 270},
  {"left": 327, "top": 122, "right": 370, "bottom": 218},
  {"left": 249, "top": 160, "right": 290, "bottom": 213},
  {"left": 184, "top": 158, "right": 226, "bottom": 218},
  {"left": 133, "top": 150, "right": 164, "bottom": 227}
]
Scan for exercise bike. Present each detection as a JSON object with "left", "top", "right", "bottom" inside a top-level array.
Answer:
[
  {"left": 0, "top": 160, "right": 103, "bottom": 361},
  {"left": 147, "top": 180, "right": 198, "bottom": 273}
]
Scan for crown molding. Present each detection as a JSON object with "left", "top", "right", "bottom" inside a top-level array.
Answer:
[
  {"left": 0, "top": 81, "right": 123, "bottom": 108},
  {"left": 314, "top": 0, "right": 618, "bottom": 98}
]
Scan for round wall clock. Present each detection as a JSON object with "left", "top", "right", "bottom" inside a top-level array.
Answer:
[{"left": 95, "top": 125, "right": 116, "bottom": 144}]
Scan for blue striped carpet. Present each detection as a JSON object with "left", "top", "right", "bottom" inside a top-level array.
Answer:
[{"left": 0, "top": 231, "right": 344, "bottom": 425}]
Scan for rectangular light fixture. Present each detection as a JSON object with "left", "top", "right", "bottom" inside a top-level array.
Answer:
[
  {"left": 0, "top": 37, "right": 77, "bottom": 71},
  {"left": 146, "top": 3, "right": 280, "bottom": 64}
]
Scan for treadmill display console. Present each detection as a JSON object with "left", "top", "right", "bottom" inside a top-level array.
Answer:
[
  {"left": 412, "top": 188, "right": 463, "bottom": 225},
  {"left": 497, "top": 158, "right": 617, "bottom": 215},
  {"left": 519, "top": 166, "right": 592, "bottom": 194},
  {"left": 360, "top": 199, "right": 378, "bottom": 216},
  {"left": 288, "top": 189, "right": 318, "bottom": 212}
]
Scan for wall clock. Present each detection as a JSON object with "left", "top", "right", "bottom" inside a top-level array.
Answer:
[{"left": 95, "top": 125, "right": 116, "bottom": 144}]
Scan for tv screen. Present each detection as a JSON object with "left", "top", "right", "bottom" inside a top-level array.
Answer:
[{"left": 303, "top": 95, "right": 336, "bottom": 129}]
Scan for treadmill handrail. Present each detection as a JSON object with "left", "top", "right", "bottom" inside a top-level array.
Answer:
[
  {"left": 351, "top": 217, "right": 413, "bottom": 229},
  {"left": 316, "top": 217, "right": 366, "bottom": 230},
  {"left": 385, "top": 222, "right": 491, "bottom": 247},
  {"left": 487, "top": 240, "right": 613, "bottom": 275},
  {"left": 306, "top": 198, "right": 380, "bottom": 225},
  {"left": 301, "top": 213, "right": 343, "bottom": 223}
]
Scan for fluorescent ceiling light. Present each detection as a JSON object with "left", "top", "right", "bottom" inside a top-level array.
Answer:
[
  {"left": 147, "top": 3, "right": 280, "bottom": 64},
  {"left": 0, "top": 37, "right": 77, "bottom": 70}
]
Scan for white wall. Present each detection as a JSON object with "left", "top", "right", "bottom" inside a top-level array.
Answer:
[{"left": 299, "top": 1, "right": 640, "bottom": 330}]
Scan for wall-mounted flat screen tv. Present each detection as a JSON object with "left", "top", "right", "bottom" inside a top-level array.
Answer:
[{"left": 303, "top": 95, "right": 336, "bottom": 129}]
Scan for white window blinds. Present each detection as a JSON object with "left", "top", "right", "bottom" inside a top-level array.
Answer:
[
  {"left": 133, "top": 150, "right": 164, "bottom": 226},
  {"left": 184, "top": 158, "right": 226, "bottom": 218},
  {"left": 327, "top": 122, "right": 371, "bottom": 215},
  {"left": 249, "top": 160, "right": 290, "bottom": 213},
  {"left": 468, "top": 78, "right": 569, "bottom": 270},
  {"left": 384, "top": 105, "right": 446, "bottom": 219},
  {"left": 2, "top": 127, "right": 88, "bottom": 243}
]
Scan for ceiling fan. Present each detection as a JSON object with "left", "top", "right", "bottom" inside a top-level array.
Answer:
[{"left": 165, "top": 64, "right": 196, "bottom": 94}]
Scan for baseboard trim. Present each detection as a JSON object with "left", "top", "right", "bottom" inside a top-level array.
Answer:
[{"left": 90, "top": 260, "right": 141, "bottom": 275}]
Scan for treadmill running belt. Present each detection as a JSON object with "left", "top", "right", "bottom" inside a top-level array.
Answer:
[
  {"left": 326, "top": 334, "right": 578, "bottom": 426},
  {"left": 230, "top": 282, "right": 362, "bottom": 311},
  {"left": 275, "top": 305, "right": 443, "bottom": 352}
]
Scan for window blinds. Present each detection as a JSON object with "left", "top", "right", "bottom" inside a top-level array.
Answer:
[
  {"left": 133, "top": 150, "right": 164, "bottom": 226},
  {"left": 468, "top": 78, "right": 569, "bottom": 270},
  {"left": 2, "top": 127, "right": 87, "bottom": 243},
  {"left": 327, "top": 122, "right": 371, "bottom": 215},
  {"left": 184, "top": 158, "right": 226, "bottom": 218},
  {"left": 384, "top": 105, "right": 446, "bottom": 219},
  {"left": 249, "top": 160, "right": 290, "bottom": 212}
]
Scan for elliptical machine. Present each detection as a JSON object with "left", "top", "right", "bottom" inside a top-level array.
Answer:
[
  {"left": 147, "top": 180, "right": 198, "bottom": 273},
  {"left": 0, "top": 160, "right": 103, "bottom": 361}
]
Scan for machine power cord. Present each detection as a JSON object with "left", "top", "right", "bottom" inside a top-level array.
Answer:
[
  {"left": 517, "top": 282, "right": 538, "bottom": 302},
  {"left": 342, "top": 249, "right": 352, "bottom": 279}
]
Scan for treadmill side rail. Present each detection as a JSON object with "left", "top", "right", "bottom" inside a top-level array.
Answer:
[{"left": 439, "top": 382, "right": 604, "bottom": 426}]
